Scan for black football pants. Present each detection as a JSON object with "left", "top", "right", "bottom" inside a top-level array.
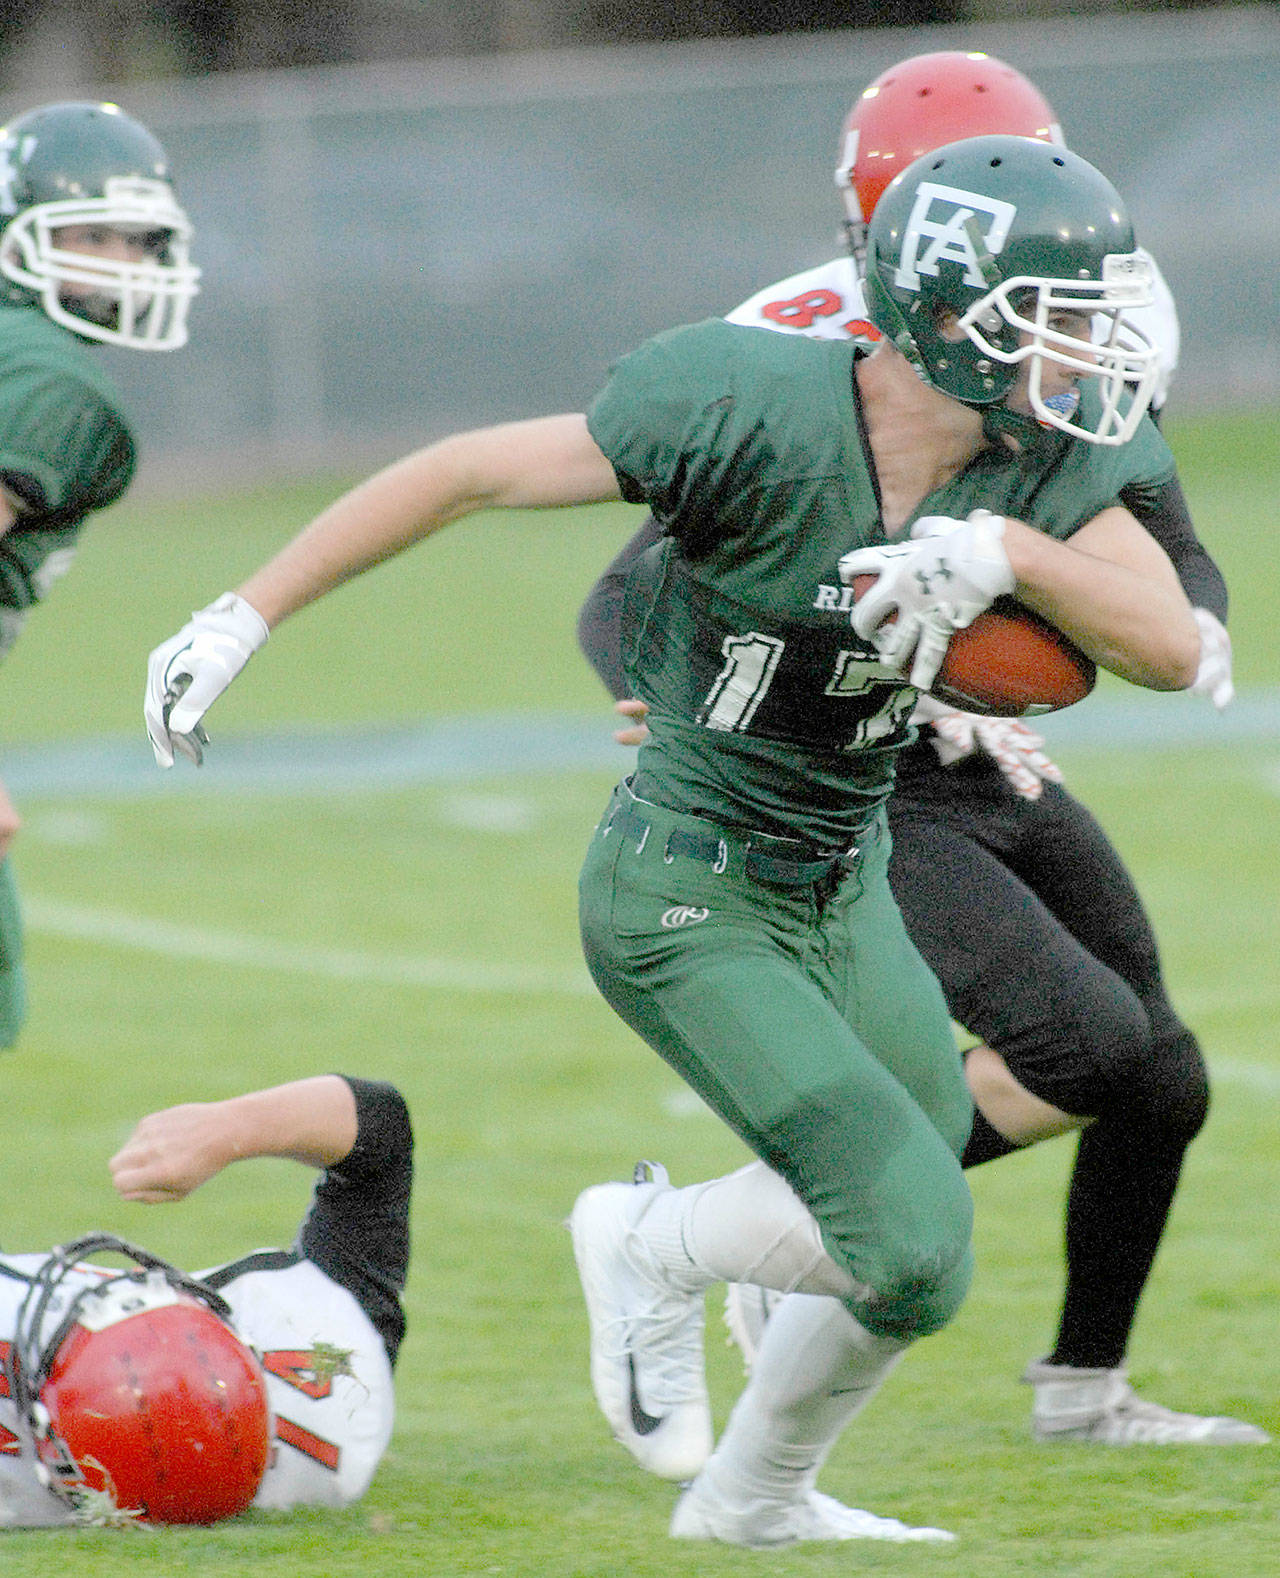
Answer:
[{"left": 887, "top": 754, "right": 1209, "bottom": 1367}]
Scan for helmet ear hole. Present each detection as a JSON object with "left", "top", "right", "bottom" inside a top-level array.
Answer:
[{"left": 934, "top": 305, "right": 967, "bottom": 343}]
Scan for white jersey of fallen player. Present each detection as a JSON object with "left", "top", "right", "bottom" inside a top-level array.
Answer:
[
  {"left": 0, "top": 1250, "right": 394, "bottom": 1527},
  {"left": 725, "top": 246, "right": 1179, "bottom": 411}
]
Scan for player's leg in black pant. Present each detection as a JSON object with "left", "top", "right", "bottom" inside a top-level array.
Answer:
[
  {"left": 989, "top": 780, "right": 1210, "bottom": 1368},
  {"left": 885, "top": 768, "right": 1265, "bottom": 1441}
]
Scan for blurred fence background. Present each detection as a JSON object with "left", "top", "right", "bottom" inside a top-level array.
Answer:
[{"left": 1, "top": 5, "right": 1276, "bottom": 490}]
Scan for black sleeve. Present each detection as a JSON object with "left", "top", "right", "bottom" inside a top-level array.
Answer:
[
  {"left": 297, "top": 1078, "right": 413, "bottom": 1366},
  {"left": 576, "top": 513, "right": 666, "bottom": 700},
  {"left": 1119, "top": 472, "right": 1227, "bottom": 623}
]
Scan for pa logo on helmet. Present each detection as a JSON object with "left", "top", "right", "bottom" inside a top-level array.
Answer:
[{"left": 894, "top": 182, "right": 1018, "bottom": 291}]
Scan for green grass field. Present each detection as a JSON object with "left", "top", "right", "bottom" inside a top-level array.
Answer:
[{"left": 0, "top": 410, "right": 1276, "bottom": 1575}]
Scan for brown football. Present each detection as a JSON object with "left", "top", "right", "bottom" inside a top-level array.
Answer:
[{"left": 851, "top": 578, "right": 1096, "bottom": 717}]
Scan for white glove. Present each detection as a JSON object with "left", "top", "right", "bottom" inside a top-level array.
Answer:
[
  {"left": 839, "top": 511, "right": 1015, "bottom": 690},
  {"left": 145, "top": 592, "right": 269, "bottom": 768},
  {"left": 1189, "top": 607, "right": 1234, "bottom": 711},
  {"left": 913, "top": 696, "right": 1064, "bottom": 801}
]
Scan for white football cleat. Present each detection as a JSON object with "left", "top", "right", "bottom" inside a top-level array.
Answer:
[
  {"left": 1024, "top": 1360, "right": 1270, "bottom": 1444},
  {"left": 670, "top": 1477, "right": 956, "bottom": 1547},
  {"left": 569, "top": 1161, "right": 713, "bottom": 1481},
  {"left": 722, "top": 1282, "right": 782, "bottom": 1373}
]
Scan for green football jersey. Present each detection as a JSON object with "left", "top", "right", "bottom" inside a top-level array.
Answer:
[
  {"left": 0, "top": 301, "right": 137, "bottom": 655},
  {"left": 586, "top": 318, "right": 1174, "bottom": 847}
]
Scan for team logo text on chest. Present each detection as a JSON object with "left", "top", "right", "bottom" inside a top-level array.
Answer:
[{"left": 812, "top": 583, "right": 858, "bottom": 613}]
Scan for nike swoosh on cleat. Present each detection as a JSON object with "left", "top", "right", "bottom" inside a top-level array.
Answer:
[{"left": 628, "top": 1354, "right": 664, "bottom": 1435}]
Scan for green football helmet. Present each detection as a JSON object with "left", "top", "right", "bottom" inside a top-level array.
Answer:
[
  {"left": 864, "top": 135, "right": 1159, "bottom": 446},
  {"left": 0, "top": 101, "right": 199, "bottom": 350}
]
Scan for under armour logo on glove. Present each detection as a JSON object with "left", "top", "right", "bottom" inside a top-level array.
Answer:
[
  {"left": 838, "top": 512, "right": 1015, "bottom": 689},
  {"left": 913, "top": 561, "right": 954, "bottom": 595}
]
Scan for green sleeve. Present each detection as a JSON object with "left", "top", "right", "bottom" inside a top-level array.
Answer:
[
  {"left": 0, "top": 522, "right": 81, "bottom": 612},
  {"left": 1062, "top": 391, "right": 1176, "bottom": 530},
  {"left": 0, "top": 364, "right": 135, "bottom": 614},
  {"left": 1058, "top": 413, "right": 1176, "bottom": 540},
  {"left": 0, "top": 364, "right": 135, "bottom": 519},
  {"left": 585, "top": 320, "right": 783, "bottom": 549}
]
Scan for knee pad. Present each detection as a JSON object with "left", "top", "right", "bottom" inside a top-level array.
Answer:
[
  {"left": 1097, "top": 1021, "right": 1210, "bottom": 1145},
  {"left": 991, "top": 968, "right": 1150, "bottom": 1116},
  {"left": 759, "top": 1091, "right": 974, "bottom": 1343},
  {"left": 852, "top": 1240, "right": 974, "bottom": 1341},
  {"left": 1000, "top": 997, "right": 1208, "bottom": 1149}
]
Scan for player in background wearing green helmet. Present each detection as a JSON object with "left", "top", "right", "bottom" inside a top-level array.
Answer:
[{"left": 0, "top": 100, "right": 199, "bottom": 1046}]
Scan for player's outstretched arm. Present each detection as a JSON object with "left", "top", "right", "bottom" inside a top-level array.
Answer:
[
  {"left": 236, "top": 414, "right": 620, "bottom": 629},
  {"left": 146, "top": 414, "right": 621, "bottom": 767},
  {"left": 110, "top": 1073, "right": 361, "bottom": 1202}
]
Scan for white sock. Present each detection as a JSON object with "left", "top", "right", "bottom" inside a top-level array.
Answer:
[
  {"left": 701, "top": 1293, "right": 908, "bottom": 1504},
  {"left": 638, "top": 1162, "right": 864, "bottom": 1300}
]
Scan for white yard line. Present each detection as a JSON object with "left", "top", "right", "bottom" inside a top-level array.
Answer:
[
  {"left": 658, "top": 1056, "right": 1280, "bottom": 1117},
  {"left": 24, "top": 899, "right": 1280, "bottom": 1096},
  {"left": 25, "top": 896, "right": 596, "bottom": 998},
  {"left": 1174, "top": 981, "right": 1280, "bottom": 1016},
  {"left": 1205, "top": 1056, "right": 1280, "bottom": 1096}
]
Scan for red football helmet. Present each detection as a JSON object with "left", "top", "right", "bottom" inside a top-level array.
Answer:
[
  {"left": 835, "top": 51, "right": 1063, "bottom": 257},
  {"left": 7, "top": 1235, "right": 272, "bottom": 1525}
]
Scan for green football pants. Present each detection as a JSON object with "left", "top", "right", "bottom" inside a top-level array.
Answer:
[
  {"left": 0, "top": 856, "right": 25, "bottom": 1047},
  {"left": 579, "top": 780, "right": 974, "bottom": 1340}
]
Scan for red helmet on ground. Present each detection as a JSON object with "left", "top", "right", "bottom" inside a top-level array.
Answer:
[
  {"left": 835, "top": 51, "right": 1063, "bottom": 253},
  {"left": 8, "top": 1235, "right": 272, "bottom": 1525}
]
